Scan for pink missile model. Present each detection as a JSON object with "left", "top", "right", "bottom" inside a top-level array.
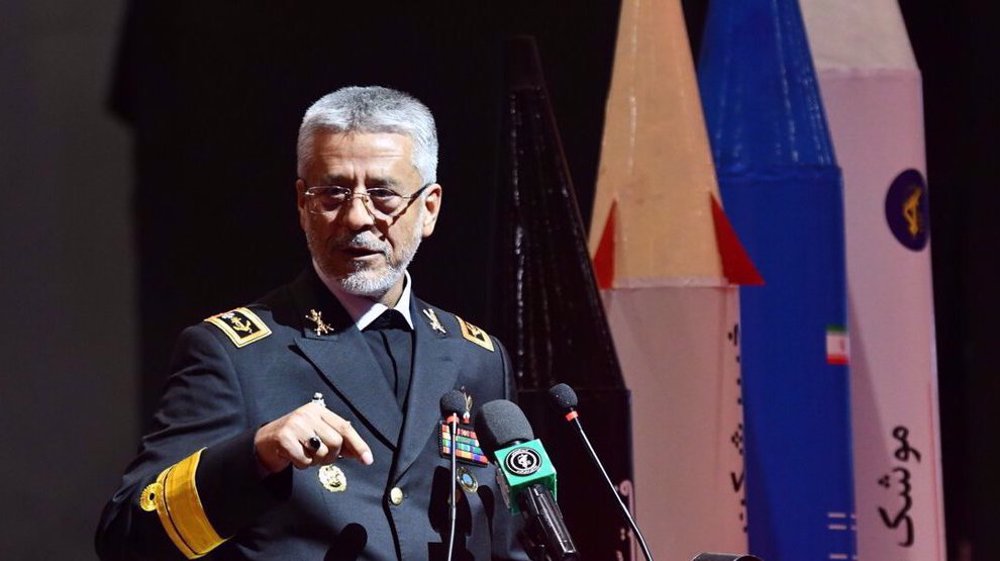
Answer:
[{"left": 801, "top": 1, "right": 946, "bottom": 560}]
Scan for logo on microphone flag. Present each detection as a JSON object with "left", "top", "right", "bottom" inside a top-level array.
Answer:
[
  {"left": 493, "top": 439, "right": 557, "bottom": 514},
  {"left": 504, "top": 447, "right": 543, "bottom": 476}
]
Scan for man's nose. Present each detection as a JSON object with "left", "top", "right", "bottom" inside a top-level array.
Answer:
[{"left": 340, "top": 194, "right": 376, "bottom": 230}]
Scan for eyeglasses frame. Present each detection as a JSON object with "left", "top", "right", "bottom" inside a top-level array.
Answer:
[{"left": 301, "top": 182, "right": 434, "bottom": 219}]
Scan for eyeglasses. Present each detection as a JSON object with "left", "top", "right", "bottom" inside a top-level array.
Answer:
[{"left": 303, "top": 183, "right": 433, "bottom": 218}]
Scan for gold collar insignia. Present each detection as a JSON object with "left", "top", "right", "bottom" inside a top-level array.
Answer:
[
  {"left": 422, "top": 308, "right": 447, "bottom": 334},
  {"left": 305, "top": 309, "right": 333, "bottom": 336}
]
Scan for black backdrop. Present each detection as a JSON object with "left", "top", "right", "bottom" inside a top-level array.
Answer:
[
  {"left": 112, "top": 0, "right": 621, "bottom": 418},
  {"left": 114, "top": 2, "right": 999, "bottom": 560}
]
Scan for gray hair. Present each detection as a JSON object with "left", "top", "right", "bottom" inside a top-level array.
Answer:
[{"left": 297, "top": 86, "right": 439, "bottom": 184}]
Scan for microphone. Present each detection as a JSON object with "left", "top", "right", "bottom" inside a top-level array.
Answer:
[
  {"left": 440, "top": 390, "right": 467, "bottom": 561},
  {"left": 441, "top": 390, "right": 466, "bottom": 425},
  {"left": 548, "top": 383, "right": 655, "bottom": 561},
  {"left": 474, "top": 399, "right": 579, "bottom": 561}
]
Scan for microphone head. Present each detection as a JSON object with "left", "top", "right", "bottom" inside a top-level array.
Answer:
[
  {"left": 548, "top": 383, "right": 579, "bottom": 410},
  {"left": 473, "top": 399, "right": 534, "bottom": 454},
  {"left": 440, "top": 390, "right": 468, "bottom": 417}
]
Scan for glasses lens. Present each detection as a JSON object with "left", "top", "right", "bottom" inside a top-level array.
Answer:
[
  {"left": 308, "top": 187, "right": 350, "bottom": 213},
  {"left": 366, "top": 189, "right": 403, "bottom": 215}
]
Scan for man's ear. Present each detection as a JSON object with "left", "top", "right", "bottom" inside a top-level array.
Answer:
[{"left": 420, "top": 184, "right": 443, "bottom": 237}]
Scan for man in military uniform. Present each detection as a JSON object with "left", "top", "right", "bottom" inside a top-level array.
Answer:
[{"left": 96, "top": 86, "right": 525, "bottom": 561}]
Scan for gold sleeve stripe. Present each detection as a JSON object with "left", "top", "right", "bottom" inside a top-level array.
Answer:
[
  {"left": 152, "top": 449, "right": 227, "bottom": 559},
  {"left": 152, "top": 465, "right": 197, "bottom": 559}
]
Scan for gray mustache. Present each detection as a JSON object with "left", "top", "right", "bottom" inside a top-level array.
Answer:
[{"left": 336, "top": 234, "right": 388, "bottom": 253}]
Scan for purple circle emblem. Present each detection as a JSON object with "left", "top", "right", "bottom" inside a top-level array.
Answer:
[{"left": 885, "top": 169, "right": 929, "bottom": 251}]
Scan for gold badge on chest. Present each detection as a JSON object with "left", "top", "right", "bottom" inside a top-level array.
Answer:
[{"left": 318, "top": 464, "right": 347, "bottom": 492}]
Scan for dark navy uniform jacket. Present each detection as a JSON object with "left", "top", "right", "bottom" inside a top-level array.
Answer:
[{"left": 96, "top": 269, "right": 526, "bottom": 561}]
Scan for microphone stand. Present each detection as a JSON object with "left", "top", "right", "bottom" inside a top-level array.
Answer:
[
  {"left": 446, "top": 414, "right": 459, "bottom": 561},
  {"left": 566, "top": 411, "right": 655, "bottom": 561}
]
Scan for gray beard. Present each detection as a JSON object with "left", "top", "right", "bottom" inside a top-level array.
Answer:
[
  {"left": 336, "top": 257, "right": 408, "bottom": 298},
  {"left": 312, "top": 210, "right": 425, "bottom": 299}
]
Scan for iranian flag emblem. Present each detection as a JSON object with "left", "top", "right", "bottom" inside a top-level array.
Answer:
[{"left": 826, "top": 326, "right": 849, "bottom": 365}]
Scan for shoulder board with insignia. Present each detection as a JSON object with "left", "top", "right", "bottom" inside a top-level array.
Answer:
[
  {"left": 455, "top": 316, "right": 495, "bottom": 352},
  {"left": 205, "top": 307, "right": 271, "bottom": 347}
]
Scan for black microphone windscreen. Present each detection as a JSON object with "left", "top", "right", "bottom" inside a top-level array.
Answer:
[
  {"left": 548, "top": 383, "right": 579, "bottom": 410},
  {"left": 440, "top": 390, "right": 467, "bottom": 417},
  {"left": 473, "top": 399, "right": 534, "bottom": 454}
]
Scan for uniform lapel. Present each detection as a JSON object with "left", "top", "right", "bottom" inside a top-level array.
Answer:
[
  {"left": 289, "top": 270, "right": 403, "bottom": 449},
  {"left": 392, "top": 297, "right": 460, "bottom": 480}
]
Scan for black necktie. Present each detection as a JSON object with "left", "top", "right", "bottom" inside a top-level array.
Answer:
[{"left": 363, "top": 309, "right": 413, "bottom": 408}]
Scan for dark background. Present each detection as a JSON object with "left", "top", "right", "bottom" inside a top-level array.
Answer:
[{"left": 1, "top": 1, "right": 996, "bottom": 559}]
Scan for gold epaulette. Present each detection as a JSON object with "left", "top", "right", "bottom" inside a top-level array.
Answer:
[
  {"left": 204, "top": 307, "right": 271, "bottom": 347},
  {"left": 139, "top": 449, "right": 227, "bottom": 559},
  {"left": 455, "top": 316, "right": 495, "bottom": 352}
]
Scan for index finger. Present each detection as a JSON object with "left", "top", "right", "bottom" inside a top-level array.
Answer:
[{"left": 319, "top": 410, "right": 374, "bottom": 465}]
